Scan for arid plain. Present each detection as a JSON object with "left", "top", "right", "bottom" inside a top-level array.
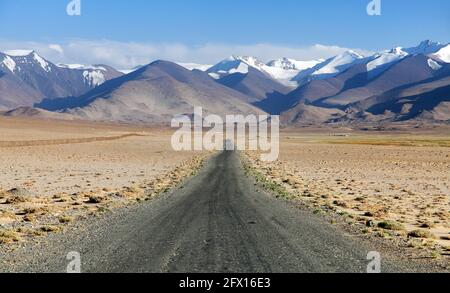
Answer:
[
  {"left": 0, "top": 117, "right": 206, "bottom": 245},
  {"left": 244, "top": 127, "right": 450, "bottom": 259},
  {"left": 0, "top": 117, "right": 449, "bottom": 264}
]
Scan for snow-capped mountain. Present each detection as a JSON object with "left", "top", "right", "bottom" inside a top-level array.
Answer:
[
  {"left": 1, "top": 39, "right": 449, "bottom": 125},
  {"left": 1, "top": 51, "right": 121, "bottom": 87},
  {"left": 404, "top": 40, "right": 447, "bottom": 55},
  {"left": 2, "top": 50, "right": 53, "bottom": 73},
  {"left": 0, "top": 50, "right": 123, "bottom": 109},
  {"left": 311, "top": 50, "right": 365, "bottom": 75},
  {"left": 207, "top": 56, "right": 263, "bottom": 79},
  {"left": 56, "top": 63, "right": 117, "bottom": 86},
  {"left": 365, "top": 40, "right": 449, "bottom": 74},
  {"left": 37, "top": 60, "right": 264, "bottom": 123},
  {"left": 267, "top": 57, "right": 322, "bottom": 71},
  {"left": 264, "top": 58, "right": 323, "bottom": 86},
  {"left": 291, "top": 40, "right": 450, "bottom": 87},
  {"left": 292, "top": 50, "right": 366, "bottom": 85},
  {"left": 365, "top": 40, "right": 448, "bottom": 78},
  {"left": 366, "top": 47, "right": 408, "bottom": 78},
  {"left": 207, "top": 55, "right": 321, "bottom": 87},
  {"left": 207, "top": 40, "right": 449, "bottom": 90}
]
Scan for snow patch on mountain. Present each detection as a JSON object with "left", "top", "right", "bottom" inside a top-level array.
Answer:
[
  {"left": 207, "top": 56, "right": 255, "bottom": 79},
  {"left": 57, "top": 63, "right": 107, "bottom": 71},
  {"left": 263, "top": 67, "right": 299, "bottom": 86},
  {"left": 32, "top": 52, "right": 51, "bottom": 72},
  {"left": 267, "top": 58, "right": 322, "bottom": 71},
  {"left": 229, "top": 62, "right": 249, "bottom": 74},
  {"left": 427, "top": 59, "right": 442, "bottom": 70},
  {"left": 83, "top": 70, "right": 106, "bottom": 86},
  {"left": 367, "top": 48, "right": 408, "bottom": 71},
  {"left": 237, "top": 56, "right": 267, "bottom": 69},
  {"left": 2, "top": 55, "right": 17, "bottom": 72},
  {"left": 264, "top": 58, "right": 324, "bottom": 86},
  {"left": 431, "top": 45, "right": 450, "bottom": 63},
  {"left": 292, "top": 50, "right": 365, "bottom": 85},
  {"left": 314, "top": 50, "right": 364, "bottom": 75}
]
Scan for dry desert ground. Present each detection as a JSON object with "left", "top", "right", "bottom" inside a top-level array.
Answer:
[
  {"left": 0, "top": 117, "right": 206, "bottom": 244},
  {"left": 1, "top": 117, "right": 449, "bottom": 262},
  {"left": 244, "top": 128, "right": 450, "bottom": 256}
]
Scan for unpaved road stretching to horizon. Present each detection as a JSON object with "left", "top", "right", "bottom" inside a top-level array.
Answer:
[{"left": 1, "top": 151, "right": 434, "bottom": 273}]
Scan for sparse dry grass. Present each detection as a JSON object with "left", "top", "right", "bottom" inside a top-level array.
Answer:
[
  {"left": 40, "top": 225, "right": 60, "bottom": 233},
  {"left": 409, "top": 230, "right": 435, "bottom": 239},
  {"left": 87, "top": 195, "right": 105, "bottom": 204},
  {"left": 4, "top": 195, "right": 28, "bottom": 204},
  {"left": 0, "top": 118, "right": 209, "bottom": 246},
  {"left": 58, "top": 215, "right": 73, "bottom": 224},
  {"left": 322, "top": 137, "right": 450, "bottom": 148},
  {"left": 377, "top": 221, "right": 405, "bottom": 231},
  {"left": 244, "top": 130, "right": 450, "bottom": 251},
  {"left": 0, "top": 229, "right": 20, "bottom": 244}
]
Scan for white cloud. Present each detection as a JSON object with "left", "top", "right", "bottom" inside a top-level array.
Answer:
[
  {"left": 0, "top": 39, "right": 374, "bottom": 70},
  {"left": 48, "top": 44, "right": 64, "bottom": 54}
]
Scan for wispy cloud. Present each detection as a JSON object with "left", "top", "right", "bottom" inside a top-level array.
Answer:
[{"left": 0, "top": 39, "right": 374, "bottom": 69}]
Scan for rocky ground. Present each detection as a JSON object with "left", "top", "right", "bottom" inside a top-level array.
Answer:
[
  {"left": 243, "top": 131, "right": 450, "bottom": 263},
  {"left": 0, "top": 117, "right": 208, "bottom": 246}
]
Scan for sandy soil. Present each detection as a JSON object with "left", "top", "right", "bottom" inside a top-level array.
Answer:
[
  {"left": 244, "top": 131, "right": 450, "bottom": 255},
  {"left": 0, "top": 117, "right": 207, "bottom": 244}
]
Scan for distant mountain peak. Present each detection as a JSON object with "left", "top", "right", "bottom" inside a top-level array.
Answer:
[
  {"left": 231, "top": 56, "right": 266, "bottom": 68},
  {"left": 207, "top": 56, "right": 259, "bottom": 79},
  {"left": 149, "top": 59, "right": 174, "bottom": 67},
  {"left": 267, "top": 57, "right": 295, "bottom": 69},
  {"left": 0, "top": 49, "right": 123, "bottom": 110},
  {"left": 37, "top": 59, "right": 264, "bottom": 123},
  {"left": 388, "top": 47, "right": 407, "bottom": 55},
  {"left": 418, "top": 39, "right": 441, "bottom": 47},
  {"left": 266, "top": 57, "right": 324, "bottom": 79},
  {"left": 405, "top": 40, "right": 446, "bottom": 55},
  {"left": 367, "top": 47, "right": 408, "bottom": 75}
]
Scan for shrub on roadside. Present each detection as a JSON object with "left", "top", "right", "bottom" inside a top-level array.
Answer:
[
  {"left": 377, "top": 220, "right": 405, "bottom": 231},
  {"left": 408, "top": 229, "right": 435, "bottom": 239}
]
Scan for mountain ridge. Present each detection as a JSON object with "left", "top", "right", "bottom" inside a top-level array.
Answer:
[
  {"left": 37, "top": 60, "right": 266, "bottom": 123},
  {"left": 1, "top": 40, "right": 449, "bottom": 126}
]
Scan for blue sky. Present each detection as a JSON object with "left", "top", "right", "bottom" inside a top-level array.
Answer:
[{"left": 0, "top": 0, "right": 449, "bottom": 67}]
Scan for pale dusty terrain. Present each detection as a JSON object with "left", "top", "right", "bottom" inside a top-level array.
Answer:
[
  {"left": 244, "top": 130, "right": 450, "bottom": 255},
  {"left": 1, "top": 117, "right": 449, "bottom": 263},
  {"left": 0, "top": 117, "right": 206, "bottom": 244}
]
